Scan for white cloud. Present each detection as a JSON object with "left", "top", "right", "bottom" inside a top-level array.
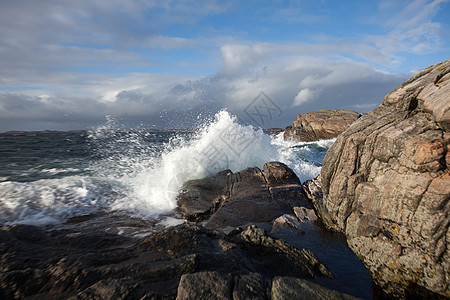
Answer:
[
  {"left": 0, "top": 53, "right": 409, "bottom": 131},
  {"left": 293, "top": 88, "right": 318, "bottom": 106},
  {"left": 367, "top": 0, "right": 449, "bottom": 56},
  {"left": 1, "top": 0, "right": 446, "bottom": 131},
  {"left": 220, "top": 44, "right": 268, "bottom": 74}
]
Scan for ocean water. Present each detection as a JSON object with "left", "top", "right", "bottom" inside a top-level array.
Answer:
[{"left": 0, "top": 110, "right": 333, "bottom": 227}]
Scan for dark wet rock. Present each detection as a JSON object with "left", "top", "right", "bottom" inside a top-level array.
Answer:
[
  {"left": 2, "top": 224, "right": 52, "bottom": 244},
  {"left": 239, "top": 225, "right": 333, "bottom": 279},
  {"left": 284, "top": 110, "right": 360, "bottom": 142},
  {"left": 320, "top": 59, "right": 450, "bottom": 298},
  {"left": 271, "top": 276, "right": 362, "bottom": 300},
  {"left": 0, "top": 221, "right": 337, "bottom": 299},
  {"left": 75, "top": 278, "right": 142, "bottom": 300},
  {"left": 177, "top": 271, "right": 232, "bottom": 300},
  {"left": 262, "top": 161, "right": 301, "bottom": 185},
  {"left": 176, "top": 162, "right": 309, "bottom": 232},
  {"left": 52, "top": 231, "right": 131, "bottom": 250},
  {"left": 176, "top": 169, "right": 231, "bottom": 222},
  {"left": 232, "top": 273, "right": 268, "bottom": 300}
]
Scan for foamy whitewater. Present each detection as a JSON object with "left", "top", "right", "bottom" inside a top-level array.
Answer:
[{"left": 0, "top": 111, "right": 334, "bottom": 226}]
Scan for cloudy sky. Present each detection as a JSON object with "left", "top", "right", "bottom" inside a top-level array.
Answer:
[{"left": 0, "top": 0, "right": 449, "bottom": 131}]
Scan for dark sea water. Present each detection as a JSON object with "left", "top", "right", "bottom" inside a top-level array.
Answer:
[{"left": 0, "top": 111, "right": 375, "bottom": 299}]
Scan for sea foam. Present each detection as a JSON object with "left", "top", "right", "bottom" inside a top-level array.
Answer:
[
  {"left": 271, "top": 132, "right": 335, "bottom": 183},
  {"left": 0, "top": 177, "right": 105, "bottom": 225}
]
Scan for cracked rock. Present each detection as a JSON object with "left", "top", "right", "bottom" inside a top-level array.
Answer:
[{"left": 320, "top": 59, "right": 450, "bottom": 298}]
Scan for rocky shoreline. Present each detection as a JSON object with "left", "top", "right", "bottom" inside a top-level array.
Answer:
[
  {"left": 1, "top": 60, "right": 448, "bottom": 299},
  {"left": 0, "top": 162, "right": 368, "bottom": 299}
]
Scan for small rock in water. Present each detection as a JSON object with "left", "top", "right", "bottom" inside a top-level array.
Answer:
[
  {"left": 293, "top": 206, "right": 318, "bottom": 222},
  {"left": 271, "top": 214, "right": 305, "bottom": 234}
]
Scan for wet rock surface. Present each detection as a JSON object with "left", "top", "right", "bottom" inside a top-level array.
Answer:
[
  {"left": 284, "top": 110, "right": 360, "bottom": 142},
  {"left": 238, "top": 225, "right": 333, "bottom": 279},
  {"left": 176, "top": 272, "right": 363, "bottom": 300},
  {"left": 178, "top": 162, "right": 308, "bottom": 233},
  {"left": 320, "top": 60, "right": 450, "bottom": 298},
  {"left": 0, "top": 222, "right": 339, "bottom": 299},
  {"left": 271, "top": 276, "right": 361, "bottom": 300},
  {"left": 176, "top": 169, "right": 231, "bottom": 222}
]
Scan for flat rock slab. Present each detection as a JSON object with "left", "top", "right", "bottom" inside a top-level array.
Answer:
[
  {"left": 238, "top": 225, "right": 333, "bottom": 279},
  {"left": 177, "top": 271, "right": 232, "bottom": 300},
  {"left": 271, "top": 277, "right": 361, "bottom": 300}
]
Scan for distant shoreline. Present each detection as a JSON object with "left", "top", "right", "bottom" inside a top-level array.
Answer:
[
  {"left": 2, "top": 128, "right": 284, "bottom": 134},
  {"left": 2, "top": 129, "right": 196, "bottom": 134}
]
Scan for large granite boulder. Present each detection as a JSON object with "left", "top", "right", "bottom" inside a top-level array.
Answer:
[
  {"left": 284, "top": 110, "right": 360, "bottom": 142},
  {"left": 320, "top": 60, "right": 450, "bottom": 298},
  {"left": 177, "top": 161, "right": 309, "bottom": 233}
]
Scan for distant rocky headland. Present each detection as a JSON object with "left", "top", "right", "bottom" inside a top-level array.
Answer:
[
  {"left": 283, "top": 109, "right": 360, "bottom": 142},
  {"left": 1, "top": 59, "right": 448, "bottom": 299}
]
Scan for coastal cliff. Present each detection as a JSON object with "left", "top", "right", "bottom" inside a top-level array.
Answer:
[{"left": 318, "top": 59, "right": 450, "bottom": 298}]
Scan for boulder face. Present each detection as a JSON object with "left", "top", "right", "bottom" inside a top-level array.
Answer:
[
  {"left": 320, "top": 60, "right": 450, "bottom": 298},
  {"left": 177, "top": 161, "right": 307, "bottom": 232},
  {"left": 283, "top": 110, "right": 360, "bottom": 142}
]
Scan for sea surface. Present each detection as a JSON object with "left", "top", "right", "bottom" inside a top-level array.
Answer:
[{"left": 0, "top": 110, "right": 375, "bottom": 298}]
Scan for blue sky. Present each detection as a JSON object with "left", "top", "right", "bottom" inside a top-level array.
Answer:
[{"left": 0, "top": 0, "right": 449, "bottom": 131}]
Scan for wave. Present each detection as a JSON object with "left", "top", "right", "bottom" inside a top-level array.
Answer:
[
  {"left": 0, "top": 110, "right": 334, "bottom": 226},
  {"left": 271, "top": 132, "right": 335, "bottom": 183},
  {"left": 104, "top": 110, "right": 279, "bottom": 218},
  {"left": 0, "top": 176, "right": 108, "bottom": 225}
]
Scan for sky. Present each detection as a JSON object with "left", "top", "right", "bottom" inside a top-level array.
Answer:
[{"left": 0, "top": 0, "right": 449, "bottom": 131}]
